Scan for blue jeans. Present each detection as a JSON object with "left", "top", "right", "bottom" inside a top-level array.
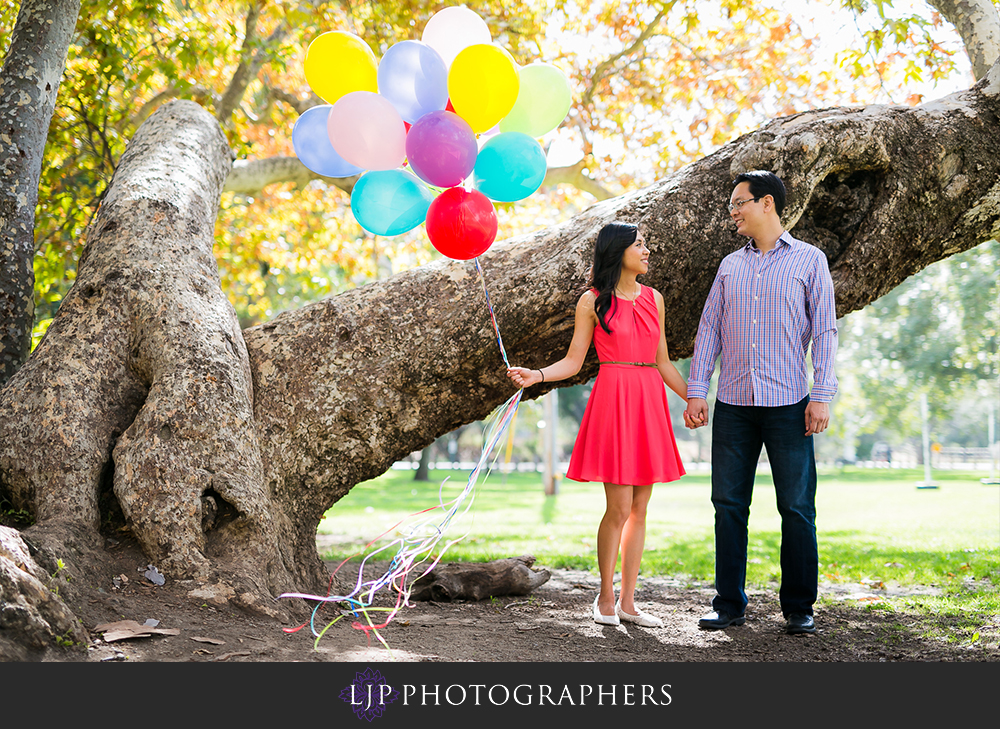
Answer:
[{"left": 710, "top": 397, "right": 818, "bottom": 618}]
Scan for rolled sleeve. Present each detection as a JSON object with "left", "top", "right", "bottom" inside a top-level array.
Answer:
[
  {"left": 688, "top": 273, "right": 724, "bottom": 400},
  {"left": 808, "top": 255, "right": 838, "bottom": 402}
]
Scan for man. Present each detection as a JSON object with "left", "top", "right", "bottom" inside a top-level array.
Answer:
[{"left": 684, "top": 170, "right": 838, "bottom": 635}]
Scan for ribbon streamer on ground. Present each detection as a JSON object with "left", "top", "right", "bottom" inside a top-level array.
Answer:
[{"left": 279, "top": 256, "right": 525, "bottom": 651}]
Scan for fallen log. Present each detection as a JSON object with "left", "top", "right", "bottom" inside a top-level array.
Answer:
[{"left": 409, "top": 555, "right": 551, "bottom": 602}]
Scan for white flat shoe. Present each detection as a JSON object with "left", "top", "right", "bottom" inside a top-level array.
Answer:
[
  {"left": 593, "top": 596, "right": 620, "bottom": 626},
  {"left": 616, "top": 600, "right": 664, "bottom": 628}
]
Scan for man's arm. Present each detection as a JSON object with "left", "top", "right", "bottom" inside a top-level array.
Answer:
[
  {"left": 805, "top": 253, "right": 838, "bottom": 435},
  {"left": 684, "top": 271, "right": 725, "bottom": 428}
]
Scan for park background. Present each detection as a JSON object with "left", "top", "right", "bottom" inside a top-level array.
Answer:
[{"left": 1, "top": 0, "right": 998, "bottom": 659}]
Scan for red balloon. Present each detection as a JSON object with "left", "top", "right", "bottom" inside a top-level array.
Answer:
[{"left": 426, "top": 188, "right": 498, "bottom": 260}]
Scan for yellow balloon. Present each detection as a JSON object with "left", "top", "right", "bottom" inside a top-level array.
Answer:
[
  {"left": 448, "top": 44, "right": 519, "bottom": 133},
  {"left": 304, "top": 31, "right": 378, "bottom": 104}
]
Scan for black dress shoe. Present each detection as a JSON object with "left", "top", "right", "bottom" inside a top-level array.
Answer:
[
  {"left": 786, "top": 613, "right": 816, "bottom": 634},
  {"left": 698, "top": 610, "right": 746, "bottom": 630}
]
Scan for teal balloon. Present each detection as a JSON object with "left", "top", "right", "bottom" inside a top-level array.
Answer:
[
  {"left": 473, "top": 132, "right": 547, "bottom": 202},
  {"left": 351, "top": 169, "right": 434, "bottom": 236}
]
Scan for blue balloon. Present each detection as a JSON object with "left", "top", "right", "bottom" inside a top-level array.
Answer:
[
  {"left": 292, "top": 106, "right": 364, "bottom": 178},
  {"left": 351, "top": 169, "right": 435, "bottom": 236},
  {"left": 377, "top": 40, "right": 449, "bottom": 124},
  {"left": 473, "top": 132, "right": 547, "bottom": 202}
]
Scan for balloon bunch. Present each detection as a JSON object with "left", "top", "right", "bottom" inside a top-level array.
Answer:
[{"left": 291, "top": 6, "right": 572, "bottom": 259}]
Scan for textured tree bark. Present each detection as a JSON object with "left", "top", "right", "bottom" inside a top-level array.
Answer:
[
  {"left": 0, "top": 525, "right": 88, "bottom": 660},
  {"left": 4, "top": 65, "right": 1000, "bottom": 652},
  {"left": 0, "top": 0, "right": 81, "bottom": 385}
]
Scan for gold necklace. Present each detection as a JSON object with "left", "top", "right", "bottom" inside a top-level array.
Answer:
[{"left": 616, "top": 283, "right": 640, "bottom": 305}]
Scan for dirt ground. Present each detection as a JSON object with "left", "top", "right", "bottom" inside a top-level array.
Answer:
[{"left": 24, "top": 537, "right": 998, "bottom": 665}]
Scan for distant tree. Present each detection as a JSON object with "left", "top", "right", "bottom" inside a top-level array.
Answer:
[
  {"left": 833, "top": 238, "right": 999, "bottom": 446},
  {"left": 0, "top": 0, "right": 80, "bottom": 383}
]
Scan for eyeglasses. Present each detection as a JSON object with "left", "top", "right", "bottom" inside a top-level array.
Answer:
[{"left": 727, "top": 196, "right": 760, "bottom": 212}]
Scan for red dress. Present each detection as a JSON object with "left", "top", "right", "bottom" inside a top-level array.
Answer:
[{"left": 565, "top": 286, "right": 686, "bottom": 486}]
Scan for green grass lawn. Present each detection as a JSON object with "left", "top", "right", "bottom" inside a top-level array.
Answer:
[{"left": 318, "top": 465, "right": 1000, "bottom": 598}]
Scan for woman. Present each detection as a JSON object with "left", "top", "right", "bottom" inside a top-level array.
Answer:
[{"left": 507, "top": 221, "right": 691, "bottom": 628}]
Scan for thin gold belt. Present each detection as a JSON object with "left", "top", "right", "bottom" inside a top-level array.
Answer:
[{"left": 599, "top": 361, "right": 656, "bottom": 367}]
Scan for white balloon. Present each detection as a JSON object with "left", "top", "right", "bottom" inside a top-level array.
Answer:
[{"left": 421, "top": 6, "right": 492, "bottom": 68}]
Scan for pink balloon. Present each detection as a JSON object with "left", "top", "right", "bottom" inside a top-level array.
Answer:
[
  {"left": 327, "top": 91, "right": 406, "bottom": 171},
  {"left": 405, "top": 111, "right": 478, "bottom": 188}
]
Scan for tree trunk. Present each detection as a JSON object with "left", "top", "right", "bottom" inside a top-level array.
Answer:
[
  {"left": 0, "top": 0, "right": 81, "bottom": 385},
  {"left": 5, "top": 63, "right": 1000, "bottom": 651},
  {"left": 415, "top": 446, "right": 433, "bottom": 482},
  {"left": 0, "top": 100, "right": 306, "bottom": 626}
]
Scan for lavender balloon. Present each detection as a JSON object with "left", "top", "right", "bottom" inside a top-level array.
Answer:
[
  {"left": 377, "top": 40, "right": 449, "bottom": 124},
  {"left": 405, "top": 110, "right": 478, "bottom": 188}
]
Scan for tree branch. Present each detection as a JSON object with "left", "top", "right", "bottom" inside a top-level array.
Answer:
[
  {"left": 542, "top": 159, "right": 614, "bottom": 200},
  {"left": 215, "top": 3, "right": 292, "bottom": 126},
  {"left": 579, "top": 7, "right": 669, "bottom": 109},
  {"left": 222, "top": 156, "right": 357, "bottom": 196},
  {"left": 927, "top": 0, "right": 1000, "bottom": 80},
  {"left": 265, "top": 85, "right": 322, "bottom": 116},
  {"left": 216, "top": 1, "right": 264, "bottom": 125},
  {"left": 235, "top": 81, "right": 1000, "bottom": 523}
]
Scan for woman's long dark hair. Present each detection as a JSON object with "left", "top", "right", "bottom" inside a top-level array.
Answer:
[{"left": 587, "top": 221, "right": 638, "bottom": 334}]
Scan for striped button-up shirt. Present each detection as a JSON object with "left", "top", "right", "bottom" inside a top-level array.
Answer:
[{"left": 687, "top": 231, "right": 838, "bottom": 406}]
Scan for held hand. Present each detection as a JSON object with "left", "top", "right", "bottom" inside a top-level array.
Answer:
[
  {"left": 804, "top": 401, "right": 830, "bottom": 436},
  {"left": 507, "top": 366, "right": 542, "bottom": 389},
  {"left": 684, "top": 398, "right": 709, "bottom": 429}
]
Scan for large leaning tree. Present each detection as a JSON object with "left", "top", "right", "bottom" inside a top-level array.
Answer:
[{"left": 2, "top": 0, "right": 1000, "bottom": 657}]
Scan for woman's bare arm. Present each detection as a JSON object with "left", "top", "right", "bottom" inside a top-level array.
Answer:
[{"left": 507, "top": 291, "right": 597, "bottom": 388}]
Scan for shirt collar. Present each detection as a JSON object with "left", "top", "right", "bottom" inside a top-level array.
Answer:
[{"left": 744, "top": 230, "right": 796, "bottom": 254}]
